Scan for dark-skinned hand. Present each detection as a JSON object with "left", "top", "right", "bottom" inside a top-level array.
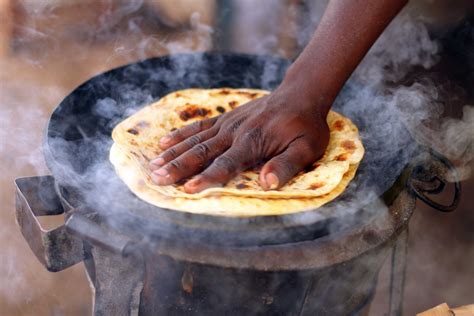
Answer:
[
  {"left": 147, "top": 0, "right": 408, "bottom": 194},
  {"left": 149, "top": 85, "right": 330, "bottom": 193},
  {"left": 145, "top": 0, "right": 407, "bottom": 194}
]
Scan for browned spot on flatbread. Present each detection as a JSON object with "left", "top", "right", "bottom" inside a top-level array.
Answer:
[
  {"left": 127, "top": 128, "right": 139, "bottom": 135},
  {"left": 336, "top": 154, "right": 348, "bottom": 161},
  {"left": 178, "top": 105, "right": 211, "bottom": 121},
  {"left": 236, "top": 183, "right": 249, "bottom": 189},
  {"left": 170, "top": 127, "right": 177, "bottom": 132},
  {"left": 287, "top": 172, "right": 304, "bottom": 185},
  {"left": 333, "top": 120, "right": 345, "bottom": 131},
  {"left": 237, "top": 91, "right": 259, "bottom": 99},
  {"left": 216, "top": 106, "right": 226, "bottom": 113},
  {"left": 309, "top": 182, "right": 324, "bottom": 190},
  {"left": 241, "top": 175, "right": 252, "bottom": 181},
  {"left": 130, "top": 139, "right": 138, "bottom": 146},
  {"left": 171, "top": 185, "right": 186, "bottom": 192},
  {"left": 175, "top": 92, "right": 182, "bottom": 97},
  {"left": 341, "top": 140, "right": 356, "bottom": 152},
  {"left": 210, "top": 89, "right": 231, "bottom": 96},
  {"left": 228, "top": 101, "right": 238, "bottom": 109}
]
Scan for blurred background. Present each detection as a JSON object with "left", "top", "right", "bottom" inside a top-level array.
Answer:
[{"left": 0, "top": 0, "right": 473, "bottom": 315}]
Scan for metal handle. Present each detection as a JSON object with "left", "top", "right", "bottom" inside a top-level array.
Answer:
[
  {"left": 408, "top": 150, "right": 462, "bottom": 212},
  {"left": 66, "top": 213, "right": 140, "bottom": 257},
  {"left": 15, "top": 176, "right": 84, "bottom": 272}
]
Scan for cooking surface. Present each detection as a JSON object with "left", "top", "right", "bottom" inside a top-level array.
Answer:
[{"left": 39, "top": 52, "right": 418, "bottom": 247}]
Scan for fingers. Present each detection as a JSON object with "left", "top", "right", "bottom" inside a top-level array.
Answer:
[
  {"left": 150, "top": 127, "right": 218, "bottom": 169},
  {"left": 259, "top": 138, "right": 317, "bottom": 190},
  {"left": 159, "top": 117, "right": 217, "bottom": 149},
  {"left": 151, "top": 135, "right": 229, "bottom": 185},
  {"left": 184, "top": 145, "right": 252, "bottom": 193}
]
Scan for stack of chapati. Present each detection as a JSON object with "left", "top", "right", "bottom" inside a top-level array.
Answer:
[{"left": 110, "top": 88, "right": 364, "bottom": 217}]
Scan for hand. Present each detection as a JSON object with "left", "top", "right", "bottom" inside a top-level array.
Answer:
[{"left": 149, "top": 85, "right": 330, "bottom": 193}]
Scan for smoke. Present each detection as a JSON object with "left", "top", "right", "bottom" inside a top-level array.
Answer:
[
  {"left": 2, "top": 0, "right": 474, "bottom": 314},
  {"left": 353, "top": 12, "right": 473, "bottom": 180},
  {"left": 1, "top": 0, "right": 215, "bottom": 312},
  {"left": 230, "top": 0, "right": 284, "bottom": 55},
  {"left": 356, "top": 15, "right": 439, "bottom": 85}
]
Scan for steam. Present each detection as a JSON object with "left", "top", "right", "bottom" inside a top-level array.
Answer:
[
  {"left": 1, "top": 0, "right": 215, "bottom": 311},
  {"left": 354, "top": 12, "right": 473, "bottom": 180},
  {"left": 426, "top": 105, "right": 474, "bottom": 178},
  {"left": 0, "top": 27, "right": 67, "bottom": 315},
  {"left": 231, "top": 0, "right": 284, "bottom": 55},
  {"left": 356, "top": 14, "right": 440, "bottom": 85},
  {"left": 2, "top": 0, "right": 474, "bottom": 314}
]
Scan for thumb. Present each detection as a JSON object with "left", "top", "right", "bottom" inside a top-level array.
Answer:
[{"left": 259, "top": 139, "right": 318, "bottom": 190}]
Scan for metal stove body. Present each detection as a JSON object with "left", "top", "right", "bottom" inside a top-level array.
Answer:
[{"left": 15, "top": 153, "right": 459, "bottom": 316}]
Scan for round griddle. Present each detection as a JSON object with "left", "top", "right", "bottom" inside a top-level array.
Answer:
[{"left": 45, "top": 52, "right": 417, "bottom": 246}]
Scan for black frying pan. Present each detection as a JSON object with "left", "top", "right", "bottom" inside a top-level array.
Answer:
[{"left": 45, "top": 52, "right": 417, "bottom": 246}]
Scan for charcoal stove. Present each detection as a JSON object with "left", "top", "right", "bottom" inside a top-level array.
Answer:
[{"left": 15, "top": 53, "right": 461, "bottom": 316}]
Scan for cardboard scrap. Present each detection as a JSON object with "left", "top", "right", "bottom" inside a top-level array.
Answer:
[
  {"left": 418, "top": 303, "right": 474, "bottom": 316},
  {"left": 451, "top": 304, "right": 474, "bottom": 316},
  {"left": 417, "top": 303, "right": 451, "bottom": 316}
]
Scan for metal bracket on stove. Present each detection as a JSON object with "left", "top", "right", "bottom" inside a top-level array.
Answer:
[
  {"left": 408, "top": 150, "right": 462, "bottom": 212},
  {"left": 15, "top": 176, "right": 84, "bottom": 272},
  {"left": 65, "top": 212, "right": 140, "bottom": 258}
]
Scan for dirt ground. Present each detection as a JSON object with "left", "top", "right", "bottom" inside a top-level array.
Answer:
[{"left": 0, "top": 3, "right": 473, "bottom": 316}]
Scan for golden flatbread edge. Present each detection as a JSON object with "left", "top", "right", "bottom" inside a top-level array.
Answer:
[{"left": 110, "top": 142, "right": 359, "bottom": 217}]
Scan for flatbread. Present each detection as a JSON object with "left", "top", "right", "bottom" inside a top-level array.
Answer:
[
  {"left": 110, "top": 142, "right": 359, "bottom": 217},
  {"left": 111, "top": 88, "right": 364, "bottom": 199}
]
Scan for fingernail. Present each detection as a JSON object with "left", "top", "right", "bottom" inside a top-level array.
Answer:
[
  {"left": 154, "top": 168, "right": 169, "bottom": 177},
  {"left": 150, "top": 157, "right": 165, "bottom": 167},
  {"left": 160, "top": 136, "right": 171, "bottom": 144},
  {"left": 265, "top": 173, "right": 279, "bottom": 190},
  {"left": 151, "top": 169, "right": 171, "bottom": 185},
  {"left": 150, "top": 173, "right": 162, "bottom": 184}
]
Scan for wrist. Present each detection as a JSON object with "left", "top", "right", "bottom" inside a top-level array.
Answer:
[{"left": 277, "top": 69, "right": 334, "bottom": 117}]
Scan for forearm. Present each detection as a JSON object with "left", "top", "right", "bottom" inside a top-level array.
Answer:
[{"left": 282, "top": 0, "right": 408, "bottom": 115}]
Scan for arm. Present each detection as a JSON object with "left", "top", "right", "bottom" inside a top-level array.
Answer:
[
  {"left": 150, "top": 0, "right": 408, "bottom": 193},
  {"left": 284, "top": 0, "right": 408, "bottom": 116}
]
